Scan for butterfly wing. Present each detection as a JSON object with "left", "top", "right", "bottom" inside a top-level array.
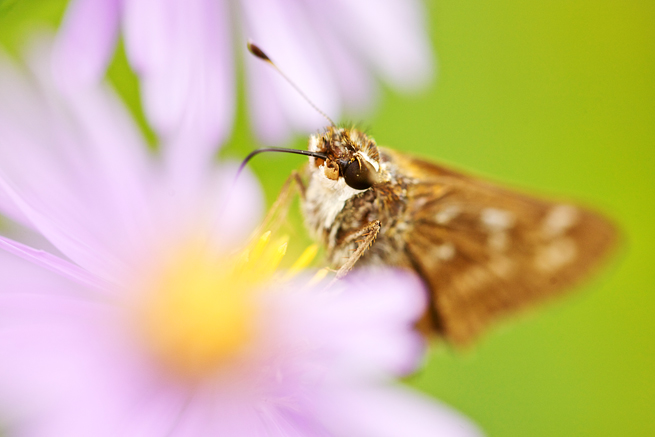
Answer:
[{"left": 387, "top": 151, "right": 617, "bottom": 345}]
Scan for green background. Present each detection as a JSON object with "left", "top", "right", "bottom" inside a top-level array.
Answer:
[{"left": 1, "top": 0, "right": 654, "bottom": 436}]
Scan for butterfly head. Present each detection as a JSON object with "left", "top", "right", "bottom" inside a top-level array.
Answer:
[{"left": 308, "top": 126, "right": 382, "bottom": 190}]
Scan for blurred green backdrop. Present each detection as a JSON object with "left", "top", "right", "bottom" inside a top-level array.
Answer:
[{"left": 1, "top": 0, "right": 654, "bottom": 436}]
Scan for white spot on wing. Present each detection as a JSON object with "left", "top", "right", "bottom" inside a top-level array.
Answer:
[
  {"left": 481, "top": 208, "right": 514, "bottom": 253},
  {"left": 435, "top": 205, "right": 460, "bottom": 225},
  {"left": 453, "top": 266, "right": 490, "bottom": 297},
  {"left": 534, "top": 237, "right": 578, "bottom": 272},
  {"left": 542, "top": 205, "right": 579, "bottom": 238},
  {"left": 433, "top": 242, "right": 456, "bottom": 261},
  {"left": 481, "top": 208, "right": 515, "bottom": 231}
]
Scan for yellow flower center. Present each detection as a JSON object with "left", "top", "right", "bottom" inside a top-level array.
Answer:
[{"left": 136, "top": 232, "right": 319, "bottom": 379}]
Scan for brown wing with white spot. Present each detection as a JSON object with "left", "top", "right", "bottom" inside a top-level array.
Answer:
[{"left": 397, "top": 156, "right": 617, "bottom": 345}]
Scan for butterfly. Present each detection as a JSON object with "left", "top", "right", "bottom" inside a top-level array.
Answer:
[{"left": 246, "top": 43, "right": 617, "bottom": 345}]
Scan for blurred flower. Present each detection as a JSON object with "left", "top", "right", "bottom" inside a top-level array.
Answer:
[
  {"left": 0, "top": 43, "right": 479, "bottom": 436},
  {"left": 53, "top": 0, "right": 435, "bottom": 148}
]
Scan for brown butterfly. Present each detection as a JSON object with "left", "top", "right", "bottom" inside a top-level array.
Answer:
[{"left": 246, "top": 43, "right": 617, "bottom": 346}]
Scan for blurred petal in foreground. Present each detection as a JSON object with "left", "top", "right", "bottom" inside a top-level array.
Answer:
[{"left": 0, "top": 42, "right": 479, "bottom": 436}]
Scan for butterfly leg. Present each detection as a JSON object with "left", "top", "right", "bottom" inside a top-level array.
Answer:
[
  {"left": 334, "top": 220, "right": 381, "bottom": 280},
  {"left": 255, "top": 170, "right": 306, "bottom": 236}
]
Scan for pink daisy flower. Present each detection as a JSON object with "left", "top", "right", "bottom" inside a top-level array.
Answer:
[
  {"left": 53, "top": 0, "right": 435, "bottom": 148},
  {"left": 0, "top": 42, "right": 479, "bottom": 436}
]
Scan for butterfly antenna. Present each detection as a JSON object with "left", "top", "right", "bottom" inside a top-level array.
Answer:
[
  {"left": 247, "top": 41, "right": 337, "bottom": 127},
  {"left": 235, "top": 147, "right": 327, "bottom": 181}
]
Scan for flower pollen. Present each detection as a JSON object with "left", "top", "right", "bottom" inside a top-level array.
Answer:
[{"left": 138, "top": 232, "right": 315, "bottom": 379}]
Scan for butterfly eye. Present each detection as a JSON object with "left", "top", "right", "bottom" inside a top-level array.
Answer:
[{"left": 344, "top": 159, "right": 375, "bottom": 190}]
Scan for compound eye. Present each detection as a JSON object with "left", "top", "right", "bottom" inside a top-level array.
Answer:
[{"left": 344, "top": 159, "right": 374, "bottom": 190}]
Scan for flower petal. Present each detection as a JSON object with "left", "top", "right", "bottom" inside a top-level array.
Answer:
[
  {"left": 0, "top": 187, "right": 30, "bottom": 227},
  {"left": 0, "top": 252, "right": 120, "bottom": 427},
  {"left": 243, "top": 53, "right": 294, "bottom": 145},
  {"left": 0, "top": 235, "right": 108, "bottom": 293},
  {"left": 241, "top": 0, "right": 434, "bottom": 143},
  {"left": 0, "top": 44, "right": 156, "bottom": 280},
  {"left": 206, "top": 163, "right": 264, "bottom": 250},
  {"left": 321, "top": 384, "right": 483, "bottom": 437},
  {"left": 120, "top": 387, "right": 191, "bottom": 437},
  {"left": 309, "top": 25, "right": 377, "bottom": 116},
  {"left": 331, "top": 0, "right": 435, "bottom": 89},
  {"left": 121, "top": 0, "right": 169, "bottom": 75},
  {"left": 0, "top": 277, "right": 158, "bottom": 436},
  {"left": 0, "top": 174, "right": 127, "bottom": 282},
  {"left": 124, "top": 0, "right": 235, "bottom": 163},
  {"left": 53, "top": 0, "right": 121, "bottom": 90},
  {"left": 241, "top": 0, "right": 342, "bottom": 142},
  {"left": 308, "top": 269, "right": 428, "bottom": 377},
  {"left": 137, "top": 160, "right": 264, "bottom": 267}
]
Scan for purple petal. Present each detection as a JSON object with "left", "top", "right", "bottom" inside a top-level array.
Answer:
[
  {"left": 244, "top": 53, "right": 293, "bottom": 145},
  {"left": 242, "top": 0, "right": 434, "bottom": 143},
  {"left": 119, "top": 387, "right": 191, "bottom": 437},
  {"left": 0, "top": 46, "right": 156, "bottom": 281},
  {"left": 288, "top": 0, "right": 378, "bottom": 115},
  {"left": 28, "top": 39, "right": 155, "bottom": 214},
  {"left": 122, "top": 0, "right": 170, "bottom": 75},
  {"left": 241, "top": 0, "right": 342, "bottom": 142},
  {"left": 252, "top": 395, "right": 333, "bottom": 437},
  {"left": 331, "top": 0, "right": 435, "bottom": 89},
  {"left": 0, "top": 235, "right": 108, "bottom": 292},
  {"left": 309, "top": 24, "right": 377, "bottom": 116},
  {"left": 157, "top": 393, "right": 214, "bottom": 437},
  {"left": 0, "top": 187, "right": 31, "bottom": 227},
  {"left": 320, "top": 384, "right": 483, "bottom": 437},
  {"left": 124, "top": 0, "right": 235, "bottom": 162},
  {"left": 0, "top": 287, "right": 163, "bottom": 436},
  {"left": 53, "top": 0, "right": 121, "bottom": 90},
  {"left": 0, "top": 219, "right": 68, "bottom": 257},
  {"left": 0, "top": 268, "right": 123, "bottom": 427},
  {"left": 198, "top": 390, "right": 330, "bottom": 437},
  {"left": 206, "top": 163, "right": 264, "bottom": 250},
  {"left": 0, "top": 176, "right": 126, "bottom": 282},
  {"left": 305, "top": 269, "right": 428, "bottom": 377},
  {"left": 140, "top": 159, "right": 263, "bottom": 262},
  {"left": 122, "top": 387, "right": 272, "bottom": 437}
]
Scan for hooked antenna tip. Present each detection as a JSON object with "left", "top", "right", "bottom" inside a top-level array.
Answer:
[
  {"left": 247, "top": 41, "right": 272, "bottom": 63},
  {"left": 246, "top": 41, "right": 337, "bottom": 127}
]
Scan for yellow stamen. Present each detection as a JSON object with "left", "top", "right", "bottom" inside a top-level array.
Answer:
[
  {"left": 139, "top": 246, "right": 255, "bottom": 377},
  {"left": 135, "top": 232, "right": 325, "bottom": 379},
  {"left": 249, "top": 230, "right": 271, "bottom": 264},
  {"left": 258, "top": 237, "right": 289, "bottom": 278},
  {"left": 308, "top": 267, "right": 330, "bottom": 286},
  {"left": 285, "top": 244, "right": 319, "bottom": 279}
]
